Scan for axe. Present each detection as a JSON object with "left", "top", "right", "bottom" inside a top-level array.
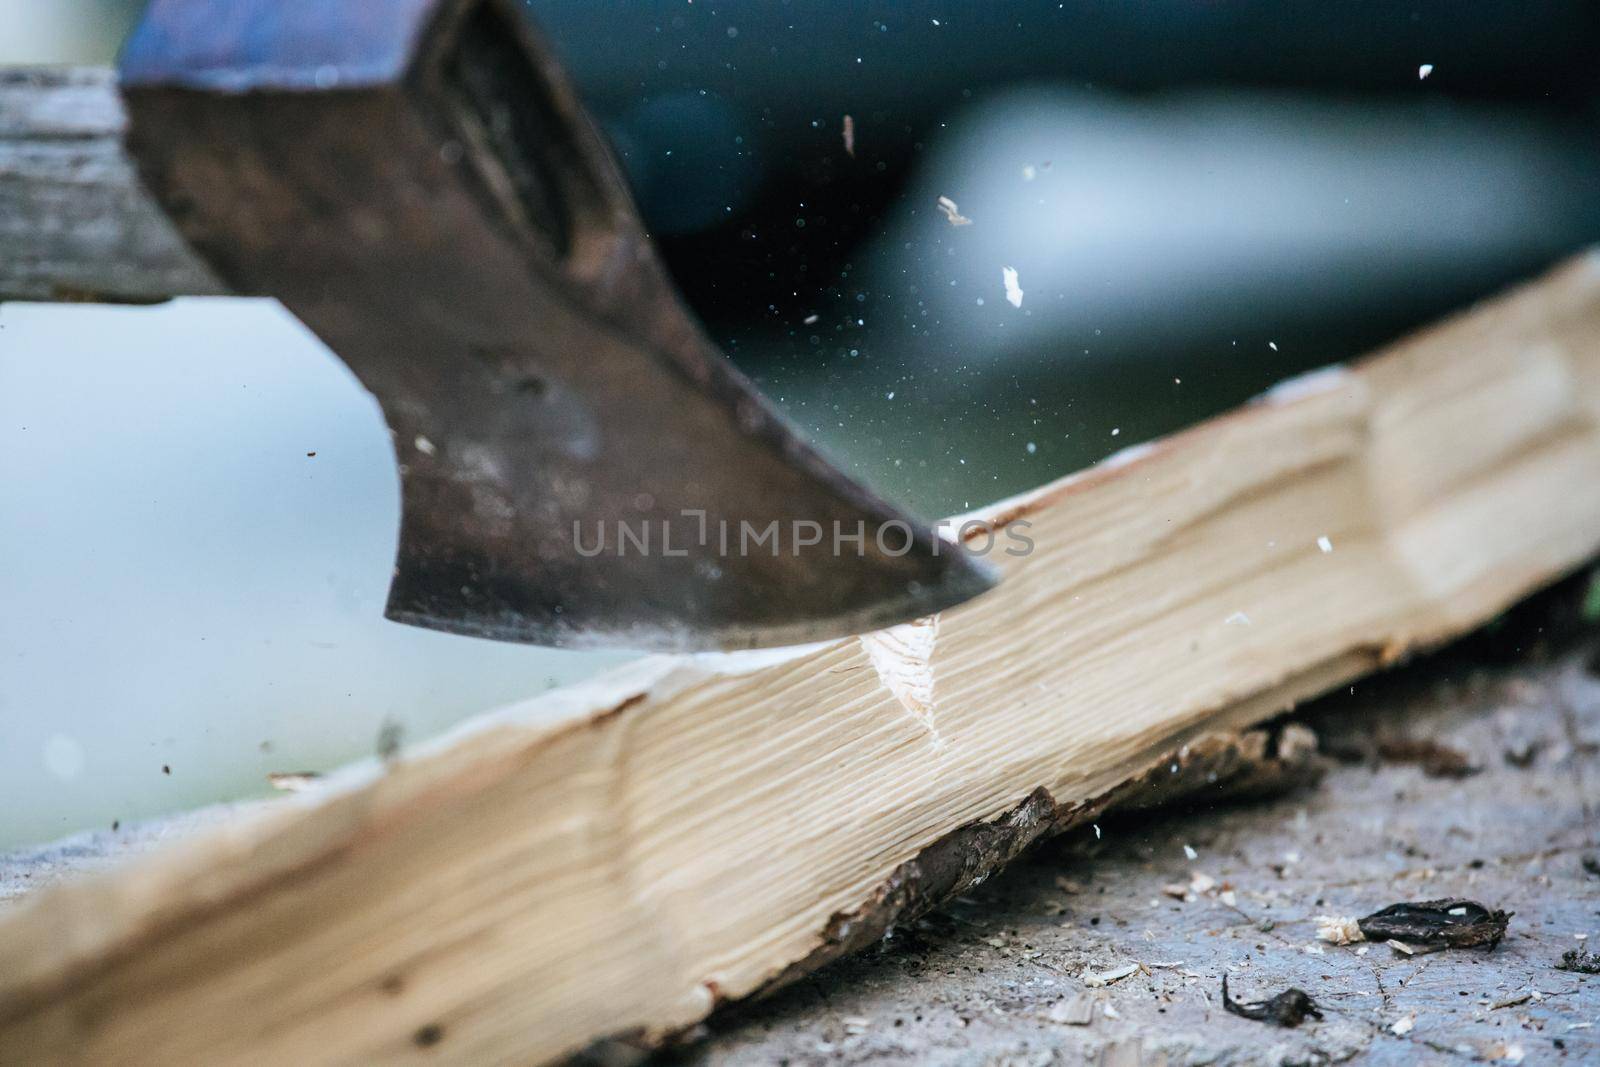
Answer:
[{"left": 113, "top": 0, "right": 997, "bottom": 651}]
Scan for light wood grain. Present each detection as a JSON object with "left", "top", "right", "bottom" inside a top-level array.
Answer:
[{"left": 2, "top": 254, "right": 1599, "bottom": 1064}]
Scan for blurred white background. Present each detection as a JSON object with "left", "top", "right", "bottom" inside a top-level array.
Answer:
[{"left": 0, "top": 300, "right": 629, "bottom": 848}]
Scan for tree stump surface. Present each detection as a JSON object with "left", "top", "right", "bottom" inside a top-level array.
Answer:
[{"left": 669, "top": 639, "right": 1599, "bottom": 1066}]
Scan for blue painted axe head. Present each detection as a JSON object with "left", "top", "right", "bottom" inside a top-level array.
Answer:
[{"left": 119, "top": 0, "right": 996, "bottom": 650}]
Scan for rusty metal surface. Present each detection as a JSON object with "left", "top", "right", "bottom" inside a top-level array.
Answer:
[{"left": 117, "top": 0, "right": 994, "bottom": 650}]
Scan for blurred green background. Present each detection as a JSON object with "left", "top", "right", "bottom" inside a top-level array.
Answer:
[{"left": 0, "top": 1, "right": 140, "bottom": 65}]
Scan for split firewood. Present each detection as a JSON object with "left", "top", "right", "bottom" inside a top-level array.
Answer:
[{"left": 0, "top": 252, "right": 1596, "bottom": 1064}]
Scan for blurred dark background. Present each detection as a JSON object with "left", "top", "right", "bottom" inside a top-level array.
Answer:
[
  {"left": 542, "top": 0, "right": 1600, "bottom": 513},
  {"left": 10, "top": 0, "right": 1600, "bottom": 513}
]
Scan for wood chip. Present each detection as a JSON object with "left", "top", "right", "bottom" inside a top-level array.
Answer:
[
  {"left": 1081, "top": 963, "right": 1140, "bottom": 987},
  {"left": 1315, "top": 915, "right": 1365, "bottom": 945},
  {"left": 1490, "top": 992, "right": 1532, "bottom": 1010},
  {"left": 267, "top": 772, "right": 323, "bottom": 793},
  {"left": 1385, "top": 938, "right": 1443, "bottom": 956},
  {"left": 936, "top": 196, "right": 972, "bottom": 226},
  {"left": 1003, "top": 266, "right": 1024, "bottom": 308},
  {"left": 1047, "top": 995, "right": 1095, "bottom": 1025}
]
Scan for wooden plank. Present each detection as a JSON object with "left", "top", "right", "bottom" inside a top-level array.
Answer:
[
  {"left": 2, "top": 254, "right": 1599, "bottom": 1064},
  {"left": 0, "top": 67, "right": 223, "bottom": 303}
]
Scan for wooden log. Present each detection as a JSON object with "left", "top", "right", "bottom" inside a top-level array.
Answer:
[
  {"left": 0, "top": 67, "right": 223, "bottom": 303},
  {"left": 1, "top": 254, "right": 1598, "bottom": 1064},
  {"left": 679, "top": 648, "right": 1600, "bottom": 1063}
]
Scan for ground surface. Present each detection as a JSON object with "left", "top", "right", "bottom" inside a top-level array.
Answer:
[
  {"left": 667, "top": 640, "right": 1600, "bottom": 1066},
  {"left": 5, "top": 637, "right": 1597, "bottom": 1066}
]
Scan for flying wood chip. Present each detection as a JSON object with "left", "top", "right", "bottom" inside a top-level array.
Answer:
[{"left": 936, "top": 195, "right": 972, "bottom": 226}]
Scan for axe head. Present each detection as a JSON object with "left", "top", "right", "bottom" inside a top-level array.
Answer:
[{"left": 118, "top": 0, "right": 996, "bottom": 650}]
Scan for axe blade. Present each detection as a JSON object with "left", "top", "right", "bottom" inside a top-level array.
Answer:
[{"left": 118, "top": 0, "right": 996, "bottom": 650}]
